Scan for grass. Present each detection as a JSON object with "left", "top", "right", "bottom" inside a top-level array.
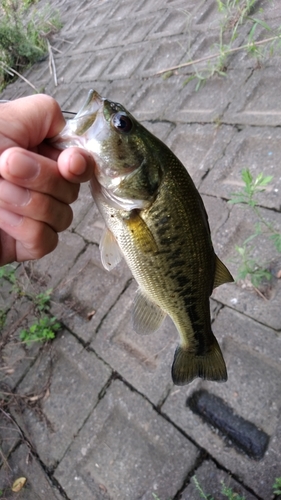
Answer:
[
  {"left": 0, "top": 0, "right": 62, "bottom": 91},
  {"left": 192, "top": 474, "right": 281, "bottom": 500},
  {"left": 0, "top": 264, "right": 61, "bottom": 345},
  {"left": 228, "top": 169, "right": 281, "bottom": 290},
  {"left": 157, "top": 0, "right": 281, "bottom": 89}
]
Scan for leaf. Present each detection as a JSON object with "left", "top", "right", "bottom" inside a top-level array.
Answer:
[
  {"left": 241, "top": 168, "right": 252, "bottom": 187},
  {"left": 249, "top": 17, "right": 271, "bottom": 31},
  {"left": 270, "top": 233, "right": 281, "bottom": 253},
  {"left": 254, "top": 173, "right": 273, "bottom": 189},
  {"left": 11, "top": 477, "right": 27, "bottom": 492}
]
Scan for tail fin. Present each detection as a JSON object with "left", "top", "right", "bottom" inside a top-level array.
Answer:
[{"left": 171, "top": 336, "right": 227, "bottom": 385}]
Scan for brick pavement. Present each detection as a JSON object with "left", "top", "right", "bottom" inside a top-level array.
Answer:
[{"left": 0, "top": 0, "right": 281, "bottom": 499}]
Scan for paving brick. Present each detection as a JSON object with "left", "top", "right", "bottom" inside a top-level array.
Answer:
[
  {"left": 0, "top": 413, "right": 21, "bottom": 467},
  {"left": 0, "top": 272, "right": 17, "bottom": 311},
  {"left": 102, "top": 43, "right": 149, "bottom": 80},
  {"left": 211, "top": 204, "right": 281, "bottom": 329},
  {"left": 164, "top": 68, "right": 250, "bottom": 123},
  {"left": 28, "top": 231, "right": 86, "bottom": 289},
  {"left": 123, "top": 15, "right": 157, "bottom": 43},
  {"left": 0, "top": 310, "right": 42, "bottom": 389},
  {"left": 104, "top": 79, "right": 142, "bottom": 110},
  {"left": 200, "top": 127, "right": 281, "bottom": 210},
  {"left": 59, "top": 83, "right": 108, "bottom": 113},
  {"left": 0, "top": 276, "right": 46, "bottom": 389},
  {"left": 55, "top": 55, "right": 87, "bottom": 84},
  {"left": 193, "top": 0, "right": 225, "bottom": 29},
  {"left": 68, "top": 182, "right": 94, "bottom": 232},
  {"left": 60, "top": 1, "right": 112, "bottom": 34},
  {"left": 147, "top": 8, "right": 191, "bottom": 39},
  {"left": 69, "top": 29, "right": 109, "bottom": 55},
  {"left": 76, "top": 49, "right": 123, "bottom": 82},
  {"left": 92, "top": 280, "right": 177, "bottom": 405},
  {"left": 182, "top": 460, "right": 259, "bottom": 499},
  {"left": 52, "top": 244, "right": 131, "bottom": 343},
  {"left": 130, "top": 76, "right": 186, "bottom": 119},
  {"left": 13, "top": 332, "right": 111, "bottom": 468},
  {"left": 134, "top": 0, "right": 168, "bottom": 13},
  {"left": 0, "top": 444, "right": 64, "bottom": 500},
  {"left": 21, "top": 60, "right": 52, "bottom": 88},
  {"left": 166, "top": 124, "right": 235, "bottom": 187},
  {"left": 47, "top": 83, "right": 77, "bottom": 109},
  {"left": 54, "top": 379, "right": 199, "bottom": 500},
  {"left": 162, "top": 306, "right": 281, "bottom": 499},
  {"left": 74, "top": 203, "right": 104, "bottom": 244},
  {"left": 93, "top": 283, "right": 225, "bottom": 407},
  {"left": 107, "top": 0, "right": 136, "bottom": 21},
  {"left": 140, "top": 120, "right": 175, "bottom": 143},
  {"left": 140, "top": 36, "right": 188, "bottom": 76},
  {"left": 224, "top": 67, "right": 281, "bottom": 126}
]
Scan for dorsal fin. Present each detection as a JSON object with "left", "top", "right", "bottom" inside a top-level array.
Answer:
[{"left": 213, "top": 255, "right": 234, "bottom": 289}]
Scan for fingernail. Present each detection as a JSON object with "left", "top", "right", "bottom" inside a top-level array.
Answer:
[
  {"left": 0, "top": 180, "right": 30, "bottom": 206},
  {"left": 7, "top": 151, "right": 40, "bottom": 180},
  {"left": 0, "top": 207, "right": 23, "bottom": 227},
  {"left": 69, "top": 151, "right": 87, "bottom": 176}
]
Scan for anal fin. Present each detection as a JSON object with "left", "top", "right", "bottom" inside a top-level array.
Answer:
[{"left": 133, "top": 289, "right": 166, "bottom": 335}]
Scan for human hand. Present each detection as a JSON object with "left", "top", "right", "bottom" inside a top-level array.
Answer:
[{"left": 0, "top": 94, "right": 95, "bottom": 266}]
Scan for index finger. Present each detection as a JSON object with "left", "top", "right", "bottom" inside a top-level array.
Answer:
[{"left": 0, "top": 95, "right": 65, "bottom": 154}]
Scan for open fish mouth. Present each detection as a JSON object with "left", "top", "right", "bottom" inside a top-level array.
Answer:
[{"left": 50, "top": 90, "right": 104, "bottom": 149}]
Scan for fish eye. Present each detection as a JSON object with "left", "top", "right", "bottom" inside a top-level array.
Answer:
[{"left": 111, "top": 112, "right": 133, "bottom": 133}]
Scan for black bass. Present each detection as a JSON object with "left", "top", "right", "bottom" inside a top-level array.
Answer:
[{"left": 52, "top": 90, "right": 233, "bottom": 385}]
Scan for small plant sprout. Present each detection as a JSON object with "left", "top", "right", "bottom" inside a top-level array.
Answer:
[
  {"left": 228, "top": 168, "right": 281, "bottom": 289},
  {"left": 192, "top": 475, "right": 248, "bottom": 500},
  {"left": 20, "top": 316, "right": 61, "bottom": 344},
  {"left": 192, "top": 475, "right": 214, "bottom": 500},
  {"left": 272, "top": 477, "right": 281, "bottom": 495},
  {"left": 157, "top": 1, "right": 281, "bottom": 88},
  {"left": 221, "top": 482, "right": 246, "bottom": 500},
  {"left": 0, "top": 264, "right": 61, "bottom": 345}
]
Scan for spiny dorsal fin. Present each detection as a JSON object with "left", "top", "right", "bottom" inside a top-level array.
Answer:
[
  {"left": 132, "top": 289, "right": 166, "bottom": 335},
  {"left": 213, "top": 255, "right": 234, "bottom": 289},
  {"left": 99, "top": 228, "right": 123, "bottom": 271}
]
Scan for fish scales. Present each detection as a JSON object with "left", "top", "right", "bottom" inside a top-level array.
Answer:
[{"left": 51, "top": 90, "right": 233, "bottom": 385}]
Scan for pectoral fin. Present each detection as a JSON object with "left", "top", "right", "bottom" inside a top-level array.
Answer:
[
  {"left": 132, "top": 289, "right": 166, "bottom": 335},
  {"left": 123, "top": 211, "right": 158, "bottom": 254},
  {"left": 213, "top": 255, "right": 234, "bottom": 289},
  {"left": 99, "top": 228, "right": 123, "bottom": 271}
]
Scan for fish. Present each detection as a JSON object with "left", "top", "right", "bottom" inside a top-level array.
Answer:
[{"left": 52, "top": 89, "right": 234, "bottom": 385}]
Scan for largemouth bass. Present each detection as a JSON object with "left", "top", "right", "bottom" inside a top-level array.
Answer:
[{"left": 52, "top": 90, "right": 233, "bottom": 385}]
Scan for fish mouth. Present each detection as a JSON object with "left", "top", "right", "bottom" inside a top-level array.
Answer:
[
  {"left": 50, "top": 90, "right": 104, "bottom": 149},
  {"left": 74, "top": 89, "right": 103, "bottom": 122},
  {"left": 68, "top": 89, "right": 104, "bottom": 136}
]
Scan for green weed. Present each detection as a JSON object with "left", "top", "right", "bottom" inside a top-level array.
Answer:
[
  {"left": 273, "top": 477, "right": 281, "bottom": 495},
  {"left": 19, "top": 288, "right": 61, "bottom": 344},
  {"left": 19, "top": 315, "right": 60, "bottom": 344},
  {"left": 0, "top": 0, "right": 62, "bottom": 90},
  {"left": 0, "top": 264, "right": 61, "bottom": 345},
  {"left": 158, "top": 0, "right": 281, "bottom": 87},
  {"left": 193, "top": 475, "right": 246, "bottom": 500},
  {"left": 228, "top": 169, "right": 281, "bottom": 289},
  {"left": 0, "top": 264, "right": 17, "bottom": 285},
  {"left": 193, "top": 475, "right": 214, "bottom": 499}
]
